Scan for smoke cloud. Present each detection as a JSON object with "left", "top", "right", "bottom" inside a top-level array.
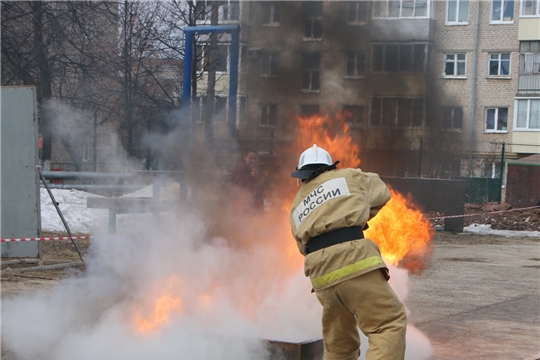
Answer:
[
  {"left": 4, "top": 104, "right": 431, "bottom": 360},
  {"left": 3, "top": 201, "right": 432, "bottom": 360}
]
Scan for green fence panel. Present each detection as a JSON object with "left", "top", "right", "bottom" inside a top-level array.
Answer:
[{"left": 463, "top": 178, "right": 501, "bottom": 204}]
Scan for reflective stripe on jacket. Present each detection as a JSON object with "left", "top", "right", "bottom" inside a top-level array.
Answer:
[{"left": 289, "top": 168, "right": 391, "bottom": 290}]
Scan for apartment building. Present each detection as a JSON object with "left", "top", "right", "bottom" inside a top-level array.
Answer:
[{"left": 193, "top": 0, "right": 539, "bottom": 180}]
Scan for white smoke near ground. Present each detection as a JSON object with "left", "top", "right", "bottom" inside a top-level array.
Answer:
[
  {"left": 10, "top": 185, "right": 433, "bottom": 360},
  {"left": 3, "top": 198, "right": 321, "bottom": 360}
]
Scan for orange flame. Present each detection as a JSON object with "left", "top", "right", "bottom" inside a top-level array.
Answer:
[
  {"left": 296, "top": 111, "right": 360, "bottom": 168},
  {"left": 295, "top": 111, "right": 433, "bottom": 271},
  {"left": 365, "top": 189, "right": 434, "bottom": 272},
  {"left": 133, "top": 293, "right": 183, "bottom": 333}
]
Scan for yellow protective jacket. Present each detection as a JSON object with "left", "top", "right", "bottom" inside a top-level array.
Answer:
[{"left": 289, "top": 168, "right": 391, "bottom": 291}]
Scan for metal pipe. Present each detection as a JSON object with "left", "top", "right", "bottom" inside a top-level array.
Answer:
[
  {"left": 228, "top": 27, "right": 240, "bottom": 138},
  {"left": 500, "top": 142, "right": 506, "bottom": 202},
  {"left": 38, "top": 167, "right": 85, "bottom": 262},
  {"left": 1, "top": 261, "right": 85, "bottom": 274},
  {"left": 469, "top": 0, "right": 481, "bottom": 176},
  {"left": 418, "top": 138, "right": 423, "bottom": 178},
  {"left": 182, "top": 30, "right": 194, "bottom": 108},
  {"left": 93, "top": 113, "right": 97, "bottom": 172},
  {"left": 41, "top": 184, "right": 145, "bottom": 192},
  {"left": 42, "top": 171, "right": 133, "bottom": 181}
]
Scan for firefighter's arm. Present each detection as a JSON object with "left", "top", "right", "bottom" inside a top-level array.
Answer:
[
  {"left": 295, "top": 238, "right": 307, "bottom": 256},
  {"left": 364, "top": 172, "right": 391, "bottom": 219},
  {"left": 290, "top": 215, "right": 307, "bottom": 255}
]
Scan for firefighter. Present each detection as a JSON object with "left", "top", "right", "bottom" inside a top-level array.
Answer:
[{"left": 289, "top": 144, "right": 407, "bottom": 360}]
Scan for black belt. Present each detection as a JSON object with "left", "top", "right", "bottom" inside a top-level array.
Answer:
[{"left": 306, "top": 226, "right": 364, "bottom": 254}]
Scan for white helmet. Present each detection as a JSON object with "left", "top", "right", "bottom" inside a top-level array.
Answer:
[{"left": 291, "top": 144, "right": 333, "bottom": 179}]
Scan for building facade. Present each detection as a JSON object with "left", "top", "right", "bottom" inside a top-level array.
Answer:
[{"left": 193, "top": 0, "right": 539, "bottom": 184}]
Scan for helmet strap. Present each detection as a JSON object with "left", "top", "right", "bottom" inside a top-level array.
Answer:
[{"left": 304, "top": 161, "right": 340, "bottom": 183}]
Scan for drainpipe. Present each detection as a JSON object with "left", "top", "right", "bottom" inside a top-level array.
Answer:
[
  {"left": 499, "top": 142, "right": 505, "bottom": 202},
  {"left": 468, "top": 0, "right": 481, "bottom": 176}
]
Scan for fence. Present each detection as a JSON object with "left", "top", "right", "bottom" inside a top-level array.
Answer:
[{"left": 462, "top": 177, "right": 501, "bottom": 204}]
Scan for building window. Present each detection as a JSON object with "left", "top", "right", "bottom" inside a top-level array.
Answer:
[
  {"left": 214, "top": 96, "right": 228, "bottom": 122},
  {"left": 370, "top": 97, "right": 425, "bottom": 127},
  {"left": 219, "top": 1, "right": 240, "bottom": 21},
  {"left": 303, "top": 2, "right": 323, "bottom": 39},
  {"left": 343, "top": 105, "right": 364, "bottom": 127},
  {"left": 261, "top": 53, "right": 279, "bottom": 77},
  {"left": 442, "top": 107, "right": 464, "bottom": 129},
  {"left": 200, "top": 45, "right": 229, "bottom": 72},
  {"left": 348, "top": 1, "right": 367, "bottom": 23},
  {"left": 446, "top": 0, "right": 469, "bottom": 24},
  {"left": 262, "top": 2, "right": 280, "bottom": 25},
  {"left": 302, "top": 53, "right": 321, "bottom": 92},
  {"left": 485, "top": 107, "right": 508, "bottom": 132},
  {"left": 489, "top": 53, "right": 511, "bottom": 76},
  {"left": 260, "top": 104, "right": 278, "bottom": 126},
  {"left": 521, "top": 0, "right": 540, "bottom": 16},
  {"left": 519, "top": 41, "right": 540, "bottom": 74},
  {"left": 491, "top": 0, "right": 514, "bottom": 22},
  {"left": 346, "top": 53, "right": 365, "bottom": 77},
  {"left": 372, "top": 44, "right": 426, "bottom": 73},
  {"left": 300, "top": 104, "right": 320, "bottom": 117},
  {"left": 374, "top": 0, "right": 429, "bottom": 18},
  {"left": 516, "top": 99, "right": 540, "bottom": 129},
  {"left": 238, "top": 96, "right": 246, "bottom": 123},
  {"left": 195, "top": 1, "right": 209, "bottom": 21},
  {"left": 444, "top": 53, "right": 466, "bottom": 77}
]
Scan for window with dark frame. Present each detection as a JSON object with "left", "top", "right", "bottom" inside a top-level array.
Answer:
[
  {"left": 303, "top": 2, "right": 323, "bottom": 39},
  {"left": 302, "top": 53, "right": 321, "bottom": 91},
  {"left": 260, "top": 104, "right": 278, "bottom": 126},
  {"left": 442, "top": 106, "right": 464, "bottom": 129},
  {"left": 372, "top": 44, "right": 426, "bottom": 73},
  {"left": 485, "top": 107, "right": 508, "bottom": 131},
  {"left": 370, "top": 97, "right": 425, "bottom": 127},
  {"left": 346, "top": 53, "right": 366, "bottom": 76},
  {"left": 343, "top": 105, "right": 364, "bottom": 127},
  {"left": 348, "top": 1, "right": 367, "bottom": 23},
  {"left": 262, "top": 2, "right": 280, "bottom": 25},
  {"left": 261, "top": 52, "right": 279, "bottom": 77},
  {"left": 300, "top": 104, "right": 320, "bottom": 117}
]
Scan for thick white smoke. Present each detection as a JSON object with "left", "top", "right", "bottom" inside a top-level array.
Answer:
[{"left": 3, "top": 186, "right": 432, "bottom": 360}]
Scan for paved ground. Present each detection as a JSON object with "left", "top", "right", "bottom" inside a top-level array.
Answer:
[
  {"left": 406, "top": 232, "right": 540, "bottom": 360},
  {"left": 1, "top": 232, "right": 539, "bottom": 360}
]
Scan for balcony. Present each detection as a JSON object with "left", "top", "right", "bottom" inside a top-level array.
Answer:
[
  {"left": 518, "top": 74, "right": 540, "bottom": 95},
  {"left": 371, "top": 18, "right": 435, "bottom": 42}
]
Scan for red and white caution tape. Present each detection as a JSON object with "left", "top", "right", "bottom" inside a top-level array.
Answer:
[
  {"left": 429, "top": 206, "right": 540, "bottom": 220},
  {"left": 0, "top": 236, "right": 91, "bottom": 243}
]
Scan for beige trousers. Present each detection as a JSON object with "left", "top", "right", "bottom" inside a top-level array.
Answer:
[{"left": 314, "top": 269, "right": 407, "bottom": 360}]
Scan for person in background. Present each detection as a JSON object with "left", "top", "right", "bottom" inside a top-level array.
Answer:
[
  {"left": 289, "top": 144, "right": 407, "bottom": 360},
  {"left": 231, "top": 148, "right": 264, "bottom": 211}
]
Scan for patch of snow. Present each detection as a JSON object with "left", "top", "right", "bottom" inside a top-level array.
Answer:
[{"left": 464, "top": 223, "right": 540, "bottom": 238}]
